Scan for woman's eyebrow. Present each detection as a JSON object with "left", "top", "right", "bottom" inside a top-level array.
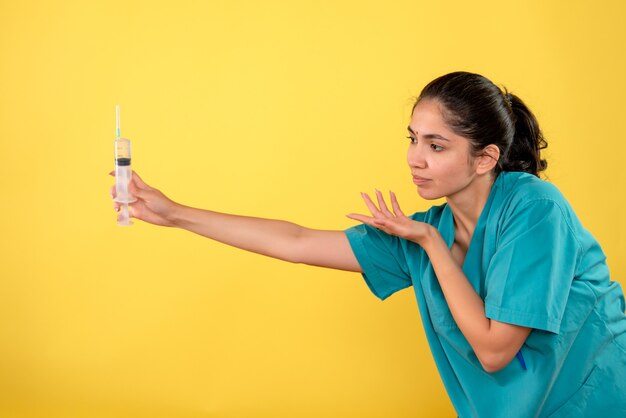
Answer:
[{"left": 407, "top": 126, "right": 450, "bottom": 142}]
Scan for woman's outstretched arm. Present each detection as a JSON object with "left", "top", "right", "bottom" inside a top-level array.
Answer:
[{"left": 110, "top": 171, "right": 362, "bottom": 272}]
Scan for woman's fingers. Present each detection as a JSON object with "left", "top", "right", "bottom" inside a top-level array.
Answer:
[
  {"left": 128, "top": 179, "right": 147, "bottom": 199},
  {"left": 346, "top": 213, "right": 371, "bottom": 223},
  {"left": 109, "top": 184, "right": 121, "bottom": 211},
  {"left": 375, "top": 189, "right": 393, "bottom": 217},
  {"left": 131, "top": 171, "right": 151, "bottom": 190},
  {"left": 109, "top": 170, "right": 170, "bottom": 224},
  {"left": 362, "top": 190, "right": 397, "bottom": 219},
  {"left": 108, "top": 170, "right": 150, "bottom": 190},
  {"left": 350, "top": 190, "right": 395, "bottom": 229},
  {"left": 347, "top": 212, "right": 391, "bottom": 233},
  {"left": 360, "top": 192, "right": 383, "bottom": 218},
  {"left": 349, "top": 191, "right": 416, "bottom": 239},
  {"left": 390, "top": 191, "right": 405, "bottom": 217},
  {"left": 358, "top": 190, "right": 403, "bottom": 223},
  {"left": 346, "top": 213, "right": 380, "bottom": 228},
  {"left": 109, "top": 171, "right": 148, "bottom": 200}
]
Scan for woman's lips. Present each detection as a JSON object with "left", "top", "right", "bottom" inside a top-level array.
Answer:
[{"left": 412, "top": 175, "right": 431, "bottom": 185}]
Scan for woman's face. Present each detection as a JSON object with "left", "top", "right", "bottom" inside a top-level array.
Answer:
[{"left": 407, "top": 99, "right": 480, "bottom": 200}]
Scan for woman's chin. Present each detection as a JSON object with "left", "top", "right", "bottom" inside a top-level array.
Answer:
[{"left": 416, "top": 187, "right": 442, "bottom": 201}]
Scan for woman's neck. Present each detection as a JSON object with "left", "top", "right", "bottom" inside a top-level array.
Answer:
[{"left": 446, "top": 173, "right": 495, "bottom": 247}]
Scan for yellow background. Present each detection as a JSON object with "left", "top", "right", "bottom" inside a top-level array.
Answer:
[{"left": 1, "top": 0, "right": 624, "bottom": 417}]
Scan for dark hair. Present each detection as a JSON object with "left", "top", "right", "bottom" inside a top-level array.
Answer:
[{"left": 414, "top": 72, "right": 547, "bottom": 177}]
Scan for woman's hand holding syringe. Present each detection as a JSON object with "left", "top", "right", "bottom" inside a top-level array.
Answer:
[{"left": 110, "top": 171, "right": 179, "bottom": 227}]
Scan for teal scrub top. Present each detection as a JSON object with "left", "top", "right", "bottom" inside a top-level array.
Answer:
[{"left": 345, "top": 171, "right": 626, "bottom": 418}]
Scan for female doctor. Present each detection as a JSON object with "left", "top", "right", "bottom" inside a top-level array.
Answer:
[{"left": 110, "top": 72, "right": 626, "bottom": 417}]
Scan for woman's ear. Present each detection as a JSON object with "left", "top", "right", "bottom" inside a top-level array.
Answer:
[{"left": 475, "top": 144, "right": 500, "bottom": 175}]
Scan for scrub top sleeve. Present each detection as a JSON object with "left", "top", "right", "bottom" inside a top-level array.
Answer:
[
  {"left": 345, "top": 224, "right": 412, "bottom": 301},
  {"left": 484, "top": 199, "right": 581, "bottom": 334}
]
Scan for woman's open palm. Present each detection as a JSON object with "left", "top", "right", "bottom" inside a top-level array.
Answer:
[{"left": 347, "top": 190, "right": 431, "bottom": 245}]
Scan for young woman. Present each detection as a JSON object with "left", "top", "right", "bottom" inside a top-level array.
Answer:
[{"left": 110, "top": 72, "right": 626, "bottom": 417}]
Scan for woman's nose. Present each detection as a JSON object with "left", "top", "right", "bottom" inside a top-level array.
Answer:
[{"left": 407, "top": 145, "right": 427, "bottom": 168}]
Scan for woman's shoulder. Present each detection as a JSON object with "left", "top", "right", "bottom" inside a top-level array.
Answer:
[
  {"left": 496, "top": 171, "right": 571, "bottom": 213},
  {"left": 494, "top": 172, "right": 587, "bottom": 239}
]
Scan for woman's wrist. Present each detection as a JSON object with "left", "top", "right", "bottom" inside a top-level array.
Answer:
[
  {"left": 415, "top": 224, "right": 444, "bottom": 252},
  {"left": 167, "top": 203, "right": 191, "bottom": 228}
]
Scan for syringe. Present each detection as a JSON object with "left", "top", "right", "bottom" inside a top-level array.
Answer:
[{"left": 114, "top": 105, "right": 137, "bottom": 226}]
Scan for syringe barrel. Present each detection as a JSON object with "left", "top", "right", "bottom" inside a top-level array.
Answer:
[{"left": 114, "top": 137, "right": 137, "bottom": 204}]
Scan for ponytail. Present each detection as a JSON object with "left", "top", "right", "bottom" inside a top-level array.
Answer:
[{"left": 499, "top": 93, "right": 548, "bottom": 176}]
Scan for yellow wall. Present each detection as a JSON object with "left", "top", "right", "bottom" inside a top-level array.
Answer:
[{"left": 1, "top": 1, "right": 624, "bottom": 417}]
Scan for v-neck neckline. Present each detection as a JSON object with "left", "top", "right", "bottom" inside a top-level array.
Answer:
[{"left": 440, "top": 174, "right": 502, "bottom": 272}]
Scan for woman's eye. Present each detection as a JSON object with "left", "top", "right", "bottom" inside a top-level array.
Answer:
[
  {"left": 406, "top": 136, "right": 417, "bottom": 144},
  {"left": 431, "top": 144, "right": 444, "bottom": 152}
]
